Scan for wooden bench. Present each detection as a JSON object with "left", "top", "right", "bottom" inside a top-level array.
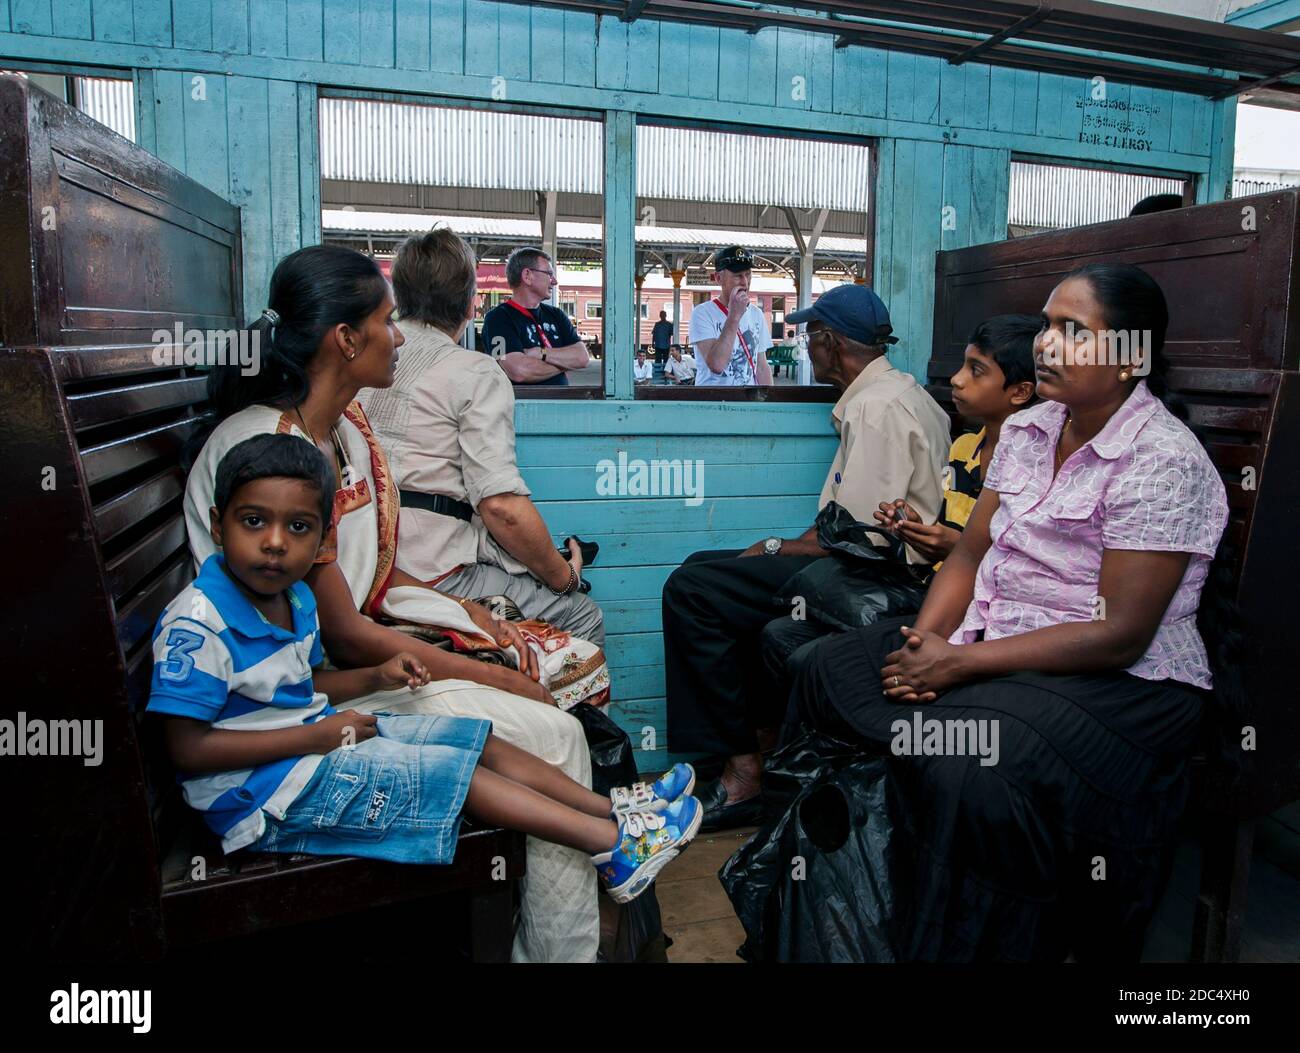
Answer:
[
  {"left": 2, "top": 73, "right": 525, "bottom": 962},
  {"left": 929, "top": 188, "right": 1300, "bottom": 962}
]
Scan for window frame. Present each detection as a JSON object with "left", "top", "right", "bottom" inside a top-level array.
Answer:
[
  {"left": 318, "top": 88, "right": 608, "bottom": 400},
  {"left": 630, "top": 115, "right": 877, "bottom": 402}
]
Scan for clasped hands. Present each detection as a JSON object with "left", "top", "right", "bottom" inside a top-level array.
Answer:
[
  {"left": 881, "top": 625, "right": 966, "bottom": 704},
  {"left": 458, "top": 597, "right": 541, "bottom": 681}
]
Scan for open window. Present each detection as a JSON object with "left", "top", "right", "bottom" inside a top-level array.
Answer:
[
  {"left": 0, "top": 69, "right": 134, "bottom": 141},
  {"left": 319, "top": 95, "right": 604, "bottom": 397},
  {"left": 1008, "top": 158, "right": 1192, "bottom": 237},
  {"left": 633, "top": 120, "right": 872, "bottom": 401}
]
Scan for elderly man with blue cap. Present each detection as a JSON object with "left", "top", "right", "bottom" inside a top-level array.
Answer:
[{"left": 662, "top": 283, "right": 952, "bottom": 830}]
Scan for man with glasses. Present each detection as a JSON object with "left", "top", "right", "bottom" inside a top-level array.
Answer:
[
  {"left": 482, "top": 247, "right": 592, "bottom": 386},
  {"left": 688, "top": 245, "right": 773, "bottom": 386},
  {"left": 662, "top": 284, "right": 952, "bottom": 830}
]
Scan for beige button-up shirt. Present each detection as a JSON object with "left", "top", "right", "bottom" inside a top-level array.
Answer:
[
  {"left": 360, "top": 320, "right": 531, "bottom": 583},
  {"left": 819, "top": 355, "right": 953, "bottom": 564}
]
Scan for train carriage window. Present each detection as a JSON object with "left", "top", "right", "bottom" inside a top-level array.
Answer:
[
  {"left": 1, "top": 70, "right": 134, "bottom": 141},
  {"left": 319, "top": 96, "right": 604, "bottom": 397},
  {"left": 1008, "top": 159, "right": 1191, "bottom": 237},
  {"left": 634, "top": 121, "right": 872, "bottom": 400}
]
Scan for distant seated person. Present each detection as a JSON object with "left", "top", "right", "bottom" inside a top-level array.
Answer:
[
  {"left": 633, "top": 348, "right": 653, "bottom": 384},
  {"left": 664, "top": 344, "right": 696, "bottom": 384},
  {"left": 689, "top": 245, "right": 773, "bottom": 386},
  {"left": 1129, "top": 193, "right": 1183, "bottom": 217},
  {"left": 361, "top": 228, "right": 603, "bottom": 643},
  {"left": 872, "top": 313, "right": 1040, "bottom": 566},
  {"left": 481, "top": 246, "right": 591, "bottom": 386}
]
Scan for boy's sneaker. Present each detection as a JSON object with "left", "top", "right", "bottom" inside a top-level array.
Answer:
[
  {"left": 592, "top": 796, "right": 703, "bottom": 904},
  {"left": 608, "top": 762, "right": 696, "bottom": 816}
]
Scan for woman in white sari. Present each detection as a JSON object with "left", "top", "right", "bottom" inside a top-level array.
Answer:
[{"left": 183, "top": 245, "right": 598, "bottom": 963}]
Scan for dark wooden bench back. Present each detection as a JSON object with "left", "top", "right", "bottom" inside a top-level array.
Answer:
[
  {"left": 1, "top": 74, "right": 242, "bottom": 959},
  {"left": 929, "top": 191, "right": 1300, "bottom": 819}
]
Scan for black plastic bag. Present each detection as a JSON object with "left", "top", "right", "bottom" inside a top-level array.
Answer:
[
  {"left": 720, "top": 731, "right": 902, "bottom": 962},
  {"left": 567, "top": 700, "right": 637, "bottom": 796},
  {"left": 567, "top": 702, "right": 669, "bottom": 963},
  {"left": 774, "top": 502, "right": 929, "bottom": 631}
]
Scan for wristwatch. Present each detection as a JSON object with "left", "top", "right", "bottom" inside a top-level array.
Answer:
[{"left": 762, "top": 536, "right": 783, "bottom": 555}]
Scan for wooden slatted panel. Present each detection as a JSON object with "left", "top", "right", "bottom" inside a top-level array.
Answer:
[
  {"left": 81, "top": 416, "right": 209, "bottom": 487},
  {"left": 66, "top": 376, "right": 208, "bottom": 429},
  {"left": 115, "top": 553, "right": 192, "bottom": 657},
  {"left": 93, "top": 466, "right": 185, "bottom": 545},
  {"left": 105, "top": 514, "right": 189, "bottom": 604}
]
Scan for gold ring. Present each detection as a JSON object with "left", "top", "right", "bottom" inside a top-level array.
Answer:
[{"left": 893, "top": 676, "right": 901, "bottom": 688}]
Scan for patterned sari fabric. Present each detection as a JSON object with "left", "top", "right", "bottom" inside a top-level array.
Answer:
[{"left": 301, "top": 403, "right": 611, "bottom": 708}]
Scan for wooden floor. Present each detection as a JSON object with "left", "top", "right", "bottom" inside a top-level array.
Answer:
[
  {"left": 659, "top": 827, "right": 757, "bottom": 964},
  {"left": 657, "top": 805, "right": 1300, "bottom": 963}
]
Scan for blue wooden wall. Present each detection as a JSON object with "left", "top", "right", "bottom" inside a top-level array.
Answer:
[{"left": 1, "top": 1, "right": 1236, "bottom": 767}]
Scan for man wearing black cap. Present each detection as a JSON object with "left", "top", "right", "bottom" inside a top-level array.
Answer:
[
  {"left": 688, "top": 245, "right": 773, "bottom": 386},
  {"left": 662, "top": 284, "right": 951, "bottom": 830}
]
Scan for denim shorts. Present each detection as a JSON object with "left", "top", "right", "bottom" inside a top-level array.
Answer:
[{"left": 252, "top": 714, "right": 490, "bottom": 865}]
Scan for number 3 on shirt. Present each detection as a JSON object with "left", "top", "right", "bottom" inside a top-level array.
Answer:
[{"left": 158, "top": 628, "right": 205, "bottom": 683}]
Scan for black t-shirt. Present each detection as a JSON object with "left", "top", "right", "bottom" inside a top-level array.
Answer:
[
  {"left": 652, "top": 319, "right": 674, "bottom": 349},
  {"left": 481, "top": 301, "right": 582, "bottom": 387}
]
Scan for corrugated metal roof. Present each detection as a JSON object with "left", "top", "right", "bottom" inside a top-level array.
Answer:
[
  {"left": 74, "top": 76, "right": 135, "bottom": 142},
  {"left": 1233, "top": 175, "right": 1300, "bottom": 196},
  {"left": 320, "top": 98, "right": 871, "bottom": 211},
  {"left": 320, "top": 99, "right": 602, "bottom": 192},
  {"left": 321, "top": 208, "right": 866, "bottom": 255},
  {"left": 1008, "top": 161, "right": 1184, "bottom": 229},
  {"left": 636, "top": 125, "right": 871, "bottom": 212}
]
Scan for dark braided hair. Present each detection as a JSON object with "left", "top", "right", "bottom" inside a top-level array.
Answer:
[
  {"left": 184, "top": 246, "right": 388, "bottom": 470},
  {"left": 1065, "top": 262, "right": 1247, "bottom": 773}
]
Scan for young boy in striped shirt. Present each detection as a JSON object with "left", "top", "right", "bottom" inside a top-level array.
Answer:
[{"left": 147, "top": 433, "right": 699, "bottom": 906}]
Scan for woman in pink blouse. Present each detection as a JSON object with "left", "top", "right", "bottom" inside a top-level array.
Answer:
[{"left": 791, "top": 262, "right": 1232, "bottom": 961}]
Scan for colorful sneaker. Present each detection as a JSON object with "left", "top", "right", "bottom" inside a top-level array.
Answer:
[
  {"left": 592, "top": 796, "right": 703, "bottom": 904},
  {"left": 609, "top": 762, "right": 696, "bottom": 816}
]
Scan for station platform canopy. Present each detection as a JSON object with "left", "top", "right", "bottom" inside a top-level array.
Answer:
[{"left": 321, "top": 208, "right": 868, "bottom": 279}]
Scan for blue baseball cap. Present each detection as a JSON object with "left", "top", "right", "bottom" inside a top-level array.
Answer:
[{"left": 786, "top": 284, "right": 898, "bottom": 346}]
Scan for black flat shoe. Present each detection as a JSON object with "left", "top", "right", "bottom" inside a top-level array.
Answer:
[{"left": 697, "top": 777, "right": 764, "bottom": 833}]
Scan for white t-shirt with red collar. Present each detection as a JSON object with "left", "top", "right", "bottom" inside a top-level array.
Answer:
[{"left": 687, "top": 300, "right": 771, "bottom": 386}]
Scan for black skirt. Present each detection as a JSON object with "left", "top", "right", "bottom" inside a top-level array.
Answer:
[{"left": 793, "top": 617, "right": 1204, "bottom": 962}]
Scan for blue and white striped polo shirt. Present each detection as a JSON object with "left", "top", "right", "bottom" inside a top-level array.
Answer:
[{"left": 146, "top": 554, "right": 333, "bottom": 853}]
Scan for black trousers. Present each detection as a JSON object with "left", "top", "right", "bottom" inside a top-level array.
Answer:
[
  {"left": 663, "top": 549, "right": 819, "bottom": 756},
  {"left": 760, "top": 615, "right": 843, "bottom": 743},
  {"left": 792, "top": 618, "right": 1203, "bottom": 961}
]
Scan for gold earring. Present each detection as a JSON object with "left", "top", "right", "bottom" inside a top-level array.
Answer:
[
  {"left": 345, "top": 350, "right": 357, "bottom": 361},
  {"left": 1119, "top": 370, "right": 1130, "bottom": 382}
]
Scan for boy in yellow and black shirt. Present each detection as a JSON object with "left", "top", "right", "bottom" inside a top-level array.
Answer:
[{"left": 875, "top": 314, "right": 1040, "bottom": 567}]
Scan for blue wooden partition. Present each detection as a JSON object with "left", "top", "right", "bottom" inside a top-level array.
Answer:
[{"left": 1, "top": 1, "right": 1236, "bottom": 768}]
